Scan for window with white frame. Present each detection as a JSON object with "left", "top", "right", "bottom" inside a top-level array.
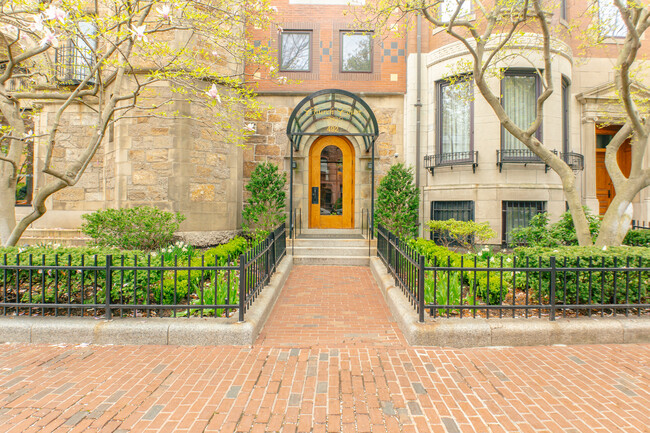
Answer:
[
  {"left": 439, "top": 0, "right": 471, "bottom": 21},
  {"left": 501, "top": 71, "right": 540, "bottom": 153},
  {"left": 437, "top": 77, "right": 473, "bottom": 161},
  {"left": 599, "top": 0, "right": 627, "bottom": 38}
]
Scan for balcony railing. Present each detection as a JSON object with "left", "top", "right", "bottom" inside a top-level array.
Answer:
[
  {"left": 424, "top": 151, "right": 478, "bottom": 175},
  {"left": 560, "top": 151, "right": 585, "bottom": 171},
  {"left": 496, "top": 149, "right": 550, "bottom": 172},
  {"left": 497, "top": 149, "right": 585, "bottom": 173}
]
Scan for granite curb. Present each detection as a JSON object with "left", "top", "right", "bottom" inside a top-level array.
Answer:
[
  {"left": 0, "top": 255, "right": 293, "bottom": 346},
  {"left": 369, "top": 257, "right": 650, "bottom": 347}
]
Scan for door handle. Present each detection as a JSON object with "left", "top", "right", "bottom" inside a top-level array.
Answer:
[
  {"left": 312, "top": 186, "right": 319, "bottom": 204},
  {"left": 608, "top": 190, "right": 611, "bottom": 198}
]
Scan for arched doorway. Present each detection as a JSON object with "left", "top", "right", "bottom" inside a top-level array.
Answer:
[{"left": 308, "top": 136, "right": 355, "bottom": 229}]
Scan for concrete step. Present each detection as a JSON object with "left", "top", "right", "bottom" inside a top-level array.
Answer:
[
  {"left": 292, "top": 246, "right": 376, "bottom": 257},
  {"left": 291, "top": 255, "right": 370, "bottom": 266},
  {"left": 289, "top": 238, "right": 376, "bottom": 248},
  {"left": 16, "top": 237, "right": 90, "bottom": 247},
  {"left": 22, "top": 229, "right": 90, "bottom": 240},
  {"left": 297, "top": 228, "right": 364, "bottom": 236}
]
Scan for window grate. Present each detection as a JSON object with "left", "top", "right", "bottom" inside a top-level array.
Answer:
[
  {"left": 502, "top": 201, "right": 546, "bottom": 246},
  {"left": 431, "top": 201, "right": 475, "bottom": 245}
]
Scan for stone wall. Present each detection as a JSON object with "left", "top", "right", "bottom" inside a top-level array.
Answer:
[{"left": 20, "top": 80, "right": 243, "bottom": 233}]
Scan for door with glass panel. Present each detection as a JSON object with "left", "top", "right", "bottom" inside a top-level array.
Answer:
[{"left": 309, "top": 136, "right": 355, "bottom": 229}]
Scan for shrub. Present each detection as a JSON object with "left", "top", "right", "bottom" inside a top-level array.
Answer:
[
  {"left": 623, "top": 229, "right": 650, "bottom": 247},
  {"left": 0, "top": 236, "right": 252, "bottom": 316},
  {"left": 512, "top": 246, "right": 650, "bottom": 305},
  {"left": 426, "top": 219, "right": 496, "bottom": 251},
  {"left": 410, "top": 238, "right": 510, "bottom": 305},
  {"left": 81, "top": 206, "right": 185, "bottom": 251},
  {"left": 510, "top": 207, "right": 600, "bottom": 247},
  {"left": 242, "top": 162, "right": 286, "bottom": 237},
  {"left": 376, "top": 163, "right": 419, "bottom": 239}
]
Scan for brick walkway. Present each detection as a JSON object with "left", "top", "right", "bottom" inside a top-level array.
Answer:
[
  {"left": 0, "top": 265, "right": 649, "bottom": 433},
  {"left": 257, "top": 266, "right": 406, "bottom": 347}
]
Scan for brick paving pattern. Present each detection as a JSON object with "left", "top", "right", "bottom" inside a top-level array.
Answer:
[
  {"left": 0, "top": 265, "right": 648, "bottom": 432},
  {"left": 257, "top": 266, "right": 406, "bottom": 347}
]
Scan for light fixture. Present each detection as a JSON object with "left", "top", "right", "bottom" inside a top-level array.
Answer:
[
  {"left": 292, "top": 161, "right": 297, "bottom": 169},
  {"left": 366, "top": 161, "right": 373, "bottom": 170}
]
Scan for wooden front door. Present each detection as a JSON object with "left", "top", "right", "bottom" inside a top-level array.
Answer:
[
  {"left": 309, "top": 136, "right": 355, "bottom": 229},
  {"left": 595, "top": 125, "right": 632, "bottom": 215}
]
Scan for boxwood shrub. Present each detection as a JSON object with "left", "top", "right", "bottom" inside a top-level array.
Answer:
[
  {"left": 512, "top": 246, "right": 650, "bottom": 305},
  {"left": 0, "top": 237, "right": 253, "bottom": 316}
]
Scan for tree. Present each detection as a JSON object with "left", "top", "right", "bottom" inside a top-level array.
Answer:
[
  {"left": 242, "top": 162, "right": 287, "bottom": 236},
  {"left": 376, "top": 163, "right": 420, "bottom": 239},
  {"left": 0, "top": 0, "right": 278, "bottom": 246},
  {"left": 359, "top": 0, "right": 650, "bottom": 246}
]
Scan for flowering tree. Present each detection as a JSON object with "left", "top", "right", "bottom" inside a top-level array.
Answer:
[
  {"left": 0, "top": 0, "right": 278, "bottom": 246},
  {"left": 359, "top": 0, "right": 650, "bottom": 246}
]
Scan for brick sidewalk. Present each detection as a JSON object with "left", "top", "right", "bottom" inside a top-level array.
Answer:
[{"left": 0, "top": 265, "right": 649, "bottom": 433}]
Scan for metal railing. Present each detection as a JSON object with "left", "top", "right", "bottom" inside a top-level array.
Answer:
[
  {"left": 631, "top": 220, "right": 650, "bottom": 230},
  {"left": 497, "top": 149, "right": 551, "bottom": 173},
  {"left": 424, "top": 151, "right": 479, "bottom": 175},
  {"left": 0, "top": 224, "right": 286, "bottom": 321},
  {"left": 362, "top": 208, "right": 371, "bottom": 256},
  {"left": 560, "top": 151, "right": 585, "bottom": 171},
  {"left": 291, "top": 208, "right": 301, "bottom": 255},
  {"left": 497, "top": 149, "right": 585, "bottom": 173},
  {"left": 377, "top": 225, "right": 650, "bottom": 322}
]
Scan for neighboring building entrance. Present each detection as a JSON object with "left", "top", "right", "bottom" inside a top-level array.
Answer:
[
  {"left": 309, "top": 136, "right": 355, "bottom": 229},
  {"left": 595, "top": 125, "right": 632, "bottom": 215}
]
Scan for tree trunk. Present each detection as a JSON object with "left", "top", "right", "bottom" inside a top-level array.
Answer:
[
  {"left": 595, "top": 179, "right": 642, "bottom": 246},
  {"left": 4, "top": 179, "right": 67, "bottom": 246},
  {"left": 0, "top": 177, "right": 17, "bottom": 245}
]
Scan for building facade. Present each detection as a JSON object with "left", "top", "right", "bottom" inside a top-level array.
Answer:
[{"left": 13, "top": 0, "right": 650, "bottom": 245}]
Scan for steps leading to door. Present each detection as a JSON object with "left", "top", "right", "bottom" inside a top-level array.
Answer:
[{"left": 288, "top": 229, "right": 377, "bottom": 266}]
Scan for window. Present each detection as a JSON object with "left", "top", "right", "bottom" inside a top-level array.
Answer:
[
  {"left": 431, "top": 201, "right": 475, "bottom": 245},
  {"left": 56, "top": 20, "right": 97, "bottom": 84},
  {"left": 340, "top": 32, "right": 372, "bottom": 72},
  {"left": 280, "top": 31, "right": 311, "bottom": 72},
  {"left": 15, "top": 141, "right": 33, "bottom": 206},
  {"left": 561, "top": 0, "right": 567, "bottom": 20},
  {"left": 599, "top": 0, "right": 626, "bottom": 38},
  {"left": 501, "top": 71, "right": 541, "bottom": 154},
  {"left": 437, "top": 77, "right": 473, "bottom": 161},
  {"left": 562, "top": 77, "right": 569, "bottom": 154},
  {"left": 502, "top": 201, "right": 546, "bottom": 245},
  {"left": 439, "top": 0, "right": 471, "bottom": 21}
]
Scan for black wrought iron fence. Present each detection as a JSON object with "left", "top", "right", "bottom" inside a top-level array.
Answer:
[
  {"left": 377, "top": 226, "right": 650, "bottom": 322},
  {"left": 631, "top": 220, "right": 650, "bottom": 230},
  {"left": 0, "top": 224, "right": 286, "bottom": 321}
]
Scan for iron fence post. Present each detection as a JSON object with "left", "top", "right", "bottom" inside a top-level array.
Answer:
[
  {"left": 418, "top": 255, "right": 425, "bottom": 323},
  {"left": 238, "top": 253, "right": 245, "bottom": 322},
  {"left": 550, "top": 256, "right": 556, "bottom": 321},
  {"left": 105, "top": 255, "right": 112, "bottom": 320}
]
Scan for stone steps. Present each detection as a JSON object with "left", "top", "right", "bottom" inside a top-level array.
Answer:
[
  {"left": 16, "top": 229, "right": 91, "bottom": 247},
  {"left": 288, "top": 229, "right": 375, "bottom": 266}
]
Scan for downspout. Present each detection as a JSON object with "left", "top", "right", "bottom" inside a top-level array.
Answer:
[{"left": 415, "top": 15, "right": 423, "bottom": 237}]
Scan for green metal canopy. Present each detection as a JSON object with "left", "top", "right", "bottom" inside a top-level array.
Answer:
[{"left": 286, "top": 89, "right": 379, "bottom": 152}]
